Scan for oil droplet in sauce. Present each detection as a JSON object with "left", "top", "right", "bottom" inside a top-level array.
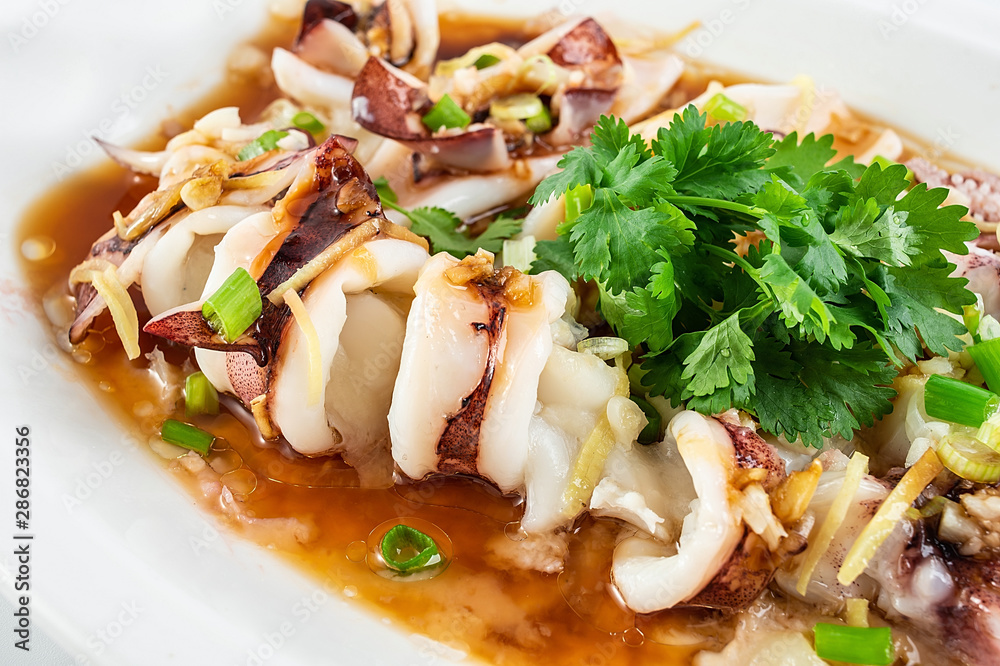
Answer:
[
  {"left": 208, "top": 449, "right": 244, "bottom": 475},
  {"left": 222, "top": 468, "right": 258, "bottom": 498},
  {"left": 345, "top": 540, "right": 368, "bottom": 563},
  {"left": 21, "top": 236, "right": 56, "bottom": 261}
]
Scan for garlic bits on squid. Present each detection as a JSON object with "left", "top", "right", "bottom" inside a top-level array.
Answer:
[
  {"left": 351, "top": 17, "right": 628, "bottom": 173},
  {"left": 143, "top": 135, "right": 430, "bottom": 487},
  {"left": 67, "top": 106, "right": 317, "bottom": 356},
  {"left": 388, "top": 250, "right": 644, "bottom": 532}
]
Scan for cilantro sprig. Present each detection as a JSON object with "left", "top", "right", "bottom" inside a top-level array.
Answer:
[
  {"left": 374, "top": 177, "right": 521, "bottom": 257},
  {"left": 530, "top": 109, "right": 977, "bottom": 446}
]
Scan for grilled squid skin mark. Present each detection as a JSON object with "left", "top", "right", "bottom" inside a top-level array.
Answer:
[{"left": 435, "top": 281, "right": 508, "bottom": 476}]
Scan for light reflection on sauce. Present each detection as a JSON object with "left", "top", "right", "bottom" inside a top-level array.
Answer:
[{"left": 13, "top": 12, "right": 960, "bottom": 666}]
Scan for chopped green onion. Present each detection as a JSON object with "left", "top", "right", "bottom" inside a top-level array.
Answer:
[
  {"left": 969, "top": 338, "right": 1000, "bottom": 394},
  {"left": 977, "top": 412, "right": 1000, "bottom": 453},
  {"left": 373, "top": 176, "right": 398, "bottom": 204},
  {"left": 525, "top": 106, "right": 552, "bottom": 134},
  {"left": 291, "top": 111, "right": 325, "bottom": 134},
  {"left": 578, "top": 336, "right": 629, "bottom": 360},
  {"left": 905, "top": 495, "right": 952, "bottom": 521},
  {"left": 564, "top": 184, "right": 593, "bottom": 225},
  {"left": 160, "top": 419, "right": 215, "bottom": 456},
  {"left": 422, "top": 94, "right": 471, "bottom": 132},
  {"left": 923, "top": 374, "right": 999, "bottom": 428},
  {"left": 704, "top": 93, "right": 747, "bottom": 123},
  {"left": 380, "top": 524, "right": 440, "bottom": 573},
  {"left": 813, "top": 623, "right": 894, "bottom": 665},
  {"left": 935, "top": 433, "right": 1000, "bottom": 484},
  {"left": 871, "top": 154, "right": 915, "bottom": 185},
  {"left": 237, "top": 129, "right": 290, "bottom": 161},
  {"left": 964, "top": 304, "right": 983, "bottom": 343},
  {"left": 502, "top": 236, "right": 536, "bottom": 273},
  {"left": 202, "top": 268, "right": 262, "bottom": 343},
  {"left": 473, "top": 54, "right": 501, "bottom": 69},
  {"left": 491, "top": 94, "right": 545, "bottom": 121},
  {"left": 185, "top": 371, "right": 219, "bottom": 417},
  {"left": 631, "top": 396, "right": 662, "bottom": 445}
]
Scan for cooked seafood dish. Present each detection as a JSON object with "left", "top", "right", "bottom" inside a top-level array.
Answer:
[{"left": 19, "top": 1, "right": 1000, "bottom": 664}]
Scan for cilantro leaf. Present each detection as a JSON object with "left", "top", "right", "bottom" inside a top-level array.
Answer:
[
  {"left": 655, "top": 106, "right": 776, "bottom": 199},
  {"left": 568, "top": 189, "right": 693, "bottom": 294},
  {"left": 401, "top": 206, "right": 521, "bottom": 257},
  {"left": 883, "top": 261, "right": 975, "bottom": 358},
  {"left": 529, "top": 147, "right": 603, "bottom": 206},
  {"left": 829, "top": 199, "right": 915, "bottom": 266},
  {"left": 766, "top": 132, "right": 837, "bottom": 187},
  {"left": 680, "top": 312, "right": 755, "bottom": 397},
  {"left": 893, "top": 182, "right": 978, "bottom": 262},
  {"left": 531, "top": 237, "right": 578, "bottom": 280}
]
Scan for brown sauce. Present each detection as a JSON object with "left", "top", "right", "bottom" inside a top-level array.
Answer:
[{"left": 13, "top": 11, "right": 972, "bottom": 666}]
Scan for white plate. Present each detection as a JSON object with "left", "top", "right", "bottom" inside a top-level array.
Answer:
[{"left": 1, "top": 1, "right": 999, "bottom": 664}]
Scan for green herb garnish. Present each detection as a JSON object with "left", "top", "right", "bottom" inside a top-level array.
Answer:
[
  {"left": 202, "top": 267, "right": 262, "bottom": 343},
  {"left": 376, "top": 179, "right": 520, "bottom": 257},
  {"left": 237, "top": 129, "right": 290, "bottom": 161},
  {"left": 529, "top": 110, "right": 977, "bottom": 446},
  {"left": 380, "top": 524, "right": 440, "bottom": 573},
  {"left": 161, "top": 419, "right": 215, "bottom": 456},
  {"left": 422, "top": 94, "right": 471, "bottom": 132},
  {"left": 813, "top": 623, "right": 894, "bottom": 665}
]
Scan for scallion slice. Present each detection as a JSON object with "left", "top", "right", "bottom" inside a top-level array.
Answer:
[
  {"left": 161, "top": 419, "right": 215, "bottom": 456},
  {"left": 704, "top": 93, "right": 747, "bottom": 123},
  {"left": 871, "top": 154, "right": 915, "bottom": 185},
  {"left": 564, "top": 184, "right": 593, "bottom": 225},
  {"left": 380, "top": 524, "right": 440, "bottom": 573},
  {"left": 502, "top": 236, "right": 536, "bottom": 273},
  {"left": 578, "top": 336, "right": 629, "bottom": 360},
  {"left": 473, "top": 53, "right": 501, "bottom": 69},
  {"left": 525, "top": 106, "right": 552, "bottom": 133},
  {"left": 185, "top": 371, "right": 219, "bottom": 417},
  {"left": 968, "top": 338, "right": 1000, "bottom": 394},
  {"left": 202, "top": 267, "right": 262, "bottom": 343},
  {"left": 935, "top": 433, "right": 1000, "bottom": 484},
  {"left": 422, "top": 94, "right": 471, "bottom": 132},
  {"left": 813, "top": 623, "right": 894, "bottom": 665},
  {"left": 291, "top": 111, "right": 325, "bottom": 134},
  {"left": 237, "top": 129, "right": 290, "bottom": 161},
  {"left": 923, "top": 374, "right": 999, "bottom": 427},
  {"left": 631, "top": 396, "right": 662, "bottom": 445},
  {"left": 491, "top": 94, "right": 545, "bottom": 121}
]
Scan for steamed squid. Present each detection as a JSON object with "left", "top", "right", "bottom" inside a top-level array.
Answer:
[
  {"left": 144, "top": 136, "right": 430, "bottom": 486},
  {"left": 270, "top": 0, "right": 440, "bottom": 164},
  {"left": 388, "top": 250, "right": 644, "bottom": 530},
  {"left": 594, "top": 410, "right": 792, "bottom": 613},
  {"left": 67, "top": 107, "right": 315, "bottom": 351}
]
